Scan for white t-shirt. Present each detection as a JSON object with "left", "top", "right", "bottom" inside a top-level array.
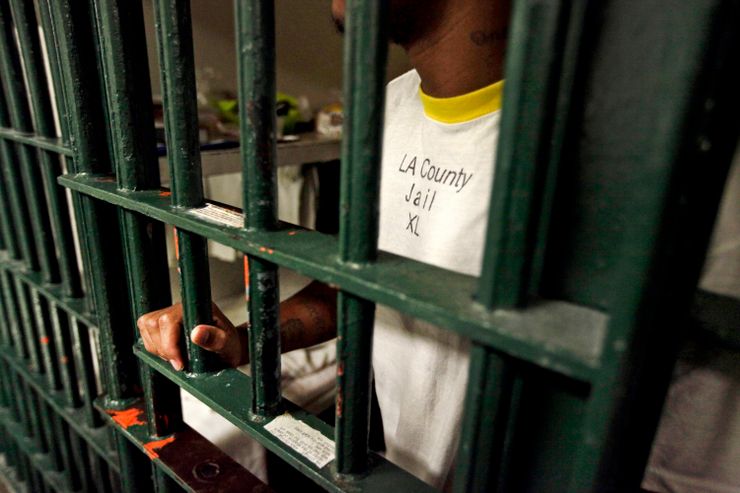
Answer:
[{"left": 373, "top": 69, "right": 502, "bottom": 488}]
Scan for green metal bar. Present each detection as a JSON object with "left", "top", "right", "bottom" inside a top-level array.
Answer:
[
  {"left": 42, "top": 0, "right": 110, "bottom": 174},
  {"left": 334, "top": 0, "right": 389, "bottom": 475},
  {"left": 236, "top": 0, "right": 282, "bottom": 417},
  {"left": 49, "top": 305, "right": 81, "bottom": 408},
  {"left": 58, "top": 176, "right": 608, "bottom": 381},
  {"left": 477, "top": 0, "right": 570, "bottom": 309},
  {"left": 0, "top": 0, "right": 60, "bottom": 284},
  {"left": 0, "top": 270, "right": 25, "bottom": 359},
  {"left": 237, "top": 0, "right": 277, "bottom": 233},
  {"left": 153, "top": 0, "right": 219, "bottom": 374},
  {"left": 567, "top": 2, "right": 740, "bottom": 489},
  {"left": 0, "top": 92, "right": 38, "bottom": 271},
  {"left": 15, "top": 279, "right": 42, "bottom": 372},
  {"left": 92, "top": 0, "right": 183, "bottom": 435},
  {"left": 246, "top": 256, "right": 281, "bottom": 417},
  {"left": 39, "top": 402, "right": 64, "bottom": 472},
  {"left": 30, "top": 290, "right": 62, "bottom": 392},
  {"left": 136, "top": 345, "right": 436, "bottom": 492},
  {"left": 0, "top": 343, "right": 117, "bottom": 466},
  {"left": 8, "top": 0, "right": 82, "bottom": 298},
  {"left": 0, "top": 130, "right": 17, "bottom": 260},
  {"left": 453, "top": 347, "right": 518, "bottom": 493},
  {"left": 69, "top": 317, "right": 103, "bottom": 427}
]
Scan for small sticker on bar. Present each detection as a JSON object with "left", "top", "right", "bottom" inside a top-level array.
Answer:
[
  {"left": 264, "top": 413, "right": 335, "bottom": 468},
  {"left": 188, "top": 203, "right": 244, "bottom": 228}
]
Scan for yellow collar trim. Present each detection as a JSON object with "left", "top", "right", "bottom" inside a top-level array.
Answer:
[{"left": 419, "top": 80, "right": 504, "bottom": 124}]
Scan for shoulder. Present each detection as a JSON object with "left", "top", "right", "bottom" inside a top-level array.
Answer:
[{"left": 385, "top": 69, "right": 421, "bottom": 109}]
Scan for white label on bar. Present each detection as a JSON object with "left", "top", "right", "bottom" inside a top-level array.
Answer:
[
  {"left": 264, "top": 413, "right": 335, "bottom": 469},
  {"left": 188, "top": 203, "right": 244, "bottom": 228}
]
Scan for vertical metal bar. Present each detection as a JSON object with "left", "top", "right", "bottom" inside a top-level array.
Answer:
[
  {"left": 236, "top": 0, "right": 281, "bottom": 418},
  {"left": 15, "top": 280, "right": 42, "bottom": 372},
  {"left": 8, "top": 0, "right": 82, "bottom": 297},
  {"left": 31, "top": 291, "right": 61, "bottom": 391},
  {"left": 0, "top": 90, "right": 37, "bottom": 271},
  {"left": 39, "top": 402, "right": 63, "bottom": 471},
  {"left": 334, "top": 0, "right": 388, "bottom": 475},
  {"left": 49, "top": 305, "right": 81, "bottom": 407},
  {"left": 453, "top": 346, "right": 518, "bottom": 493},
  {"left": 70, "top": 317, "right": 102, "bottom": 427},
  {"left": 91, "top": 0, "right": 183, "bottom": 434},
  {"left": 56, "top": 415, "right": 81, "bottom": 491},
  {"left": 1, "top": 271, "right": 25, "bottom": 359},
  {"left": 477, "top": 0, "right": 569, "bottom": 308},
  {"left": 0, "top": 0, "right": 60, "bottom": 284},
  {"left": 153, "top": 0, "right": 218, "bottom": 374},
  {"left": 0, "top": 133, "right": 17, "bottom": 260}
]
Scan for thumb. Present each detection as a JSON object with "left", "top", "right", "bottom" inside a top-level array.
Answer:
[{"left": 191, "top": 324, "right": 231, "bottom": 354}]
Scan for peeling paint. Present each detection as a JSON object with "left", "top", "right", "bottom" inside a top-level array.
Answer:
[
  {"left": 106, "top": 407, "right": 145, "bottom": 429},
  {"left": 143, "top": 435, "right": 175, "bottom": 459}
]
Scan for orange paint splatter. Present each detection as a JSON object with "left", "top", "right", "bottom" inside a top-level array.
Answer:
[
  {"left": 159, "top": 190, "right": 171, "bottom": 197},
  {"left": 106, "top": 408, "right": 145, "bottom": 429},
  {"left": 60, "top": 355, "right": 69, "bottom": 365},
  {"left": 39, "top": 336, "right": 50, "bottom": 345},
  {"left": 267, "top": 249, "right": 274, "bottom": 255},
  {"left": 288, "top": 231, "right": 297, "bottom": 236},
  {"left": 259, "top": 246, "right": 266, "bottom": 252},
  {"left": 143, "top": 435, "right": 175, "bottom": 459},
  {"left": 173, "top": 227, "right": 179, "bottom": 261},
  {"left": 337, "top": 362, "right": 344, "bottom": 376},
  {"left": 243, "top": 256, "right": 250, "bottom": 302}
]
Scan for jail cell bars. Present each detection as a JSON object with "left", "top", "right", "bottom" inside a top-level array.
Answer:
[{"left": 0, "top": 0, "right": 738, "bottom": 492}]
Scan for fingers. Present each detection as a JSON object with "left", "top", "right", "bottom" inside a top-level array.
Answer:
[
  {"left": 136, "top": 304, "right": 184, "bottom": 370},
  {"left": 137, "top": 303, "right": 242, "bottom": 369}
]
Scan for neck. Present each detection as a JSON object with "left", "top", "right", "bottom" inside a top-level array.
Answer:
[{"left": 403, "top": 1, "right": 509, "bottom": 98}]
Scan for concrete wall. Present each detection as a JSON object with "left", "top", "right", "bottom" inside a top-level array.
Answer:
[{"left": 142, "top": 0, "right": 412, "bottom": 110}]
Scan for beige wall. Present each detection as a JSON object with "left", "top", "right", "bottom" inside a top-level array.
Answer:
[{"left": 142, "top": 0, "right": 411, "bottom": 110}]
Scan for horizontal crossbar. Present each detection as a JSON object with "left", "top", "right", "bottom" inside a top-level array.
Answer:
[
  {"left": 0, "top": 127, "right": 72, "bottom": 155},
  {"left": 61, "top": 173, "right": 609, "bottom": 381}
]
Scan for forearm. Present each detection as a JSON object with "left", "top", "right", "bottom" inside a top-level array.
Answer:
[{"left": 236, "top": 281, "right": 338, "bottom": 364}]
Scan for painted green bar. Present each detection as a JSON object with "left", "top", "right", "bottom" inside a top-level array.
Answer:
[
  {"left": 39, "top": 402, "right": 64, "bottom": 472},
  {"left": 453, "top": 346, "right": 517, "bottom": 492},
  {"left": 93, "top": 0, "right": 183, "bottom": 436},
  {"left": 236, "top": 0, "right": 282, "bottom": 417},
  {"left": 246, "top": 256, "right": 281, "bottom": 417},
  {"left": 30, "top": 290, "right": 62, "bottom": 392},
  {"left": 14, "top": 279, "right": 42, "bottom": 372},
  {"left": 0, "top": 92, "right": 38, "bottom": 270},
  {"left": 59, "top": 175, "right": 608, "bottom": 380},
  {"left": 0, "top": 129, "right": 18, "bottom": 260},
  {"left": 49, "top": 306, "right": 81, "bottom": 408},
  {"left": 477, "top": 0, "right": 569, "bottom": 309},
  {"left": 564, "top": 2, "right": 740, "bottom": 489},
  {"left": 334, "top": 0, "right": 388, "bottom": 475},
  {"left": 69, "top": 317, "right": 102, "bottom": 427},
  {"left": 0, "top": 270, "right": 25, "bottom": 359},
  {"left": 0, "top": 341, "right": 118, "bottom": 466},
  {"left": 0, "top": 128, "right": 73, "bottom": 156},
  {"left": 43, "top": 0, "right": 110, "bottom": 174},
  {"left": 136, "top": 345, "right": 436, "bottom": 493},
  {"left": 8, "top": 0, "right": 82, "bottom": 297},
  {"left": 153, "top": 0, "right": 219, "bottom": 374},
  {"left": 0, "top": 0, "right": 60, "bottom": 284},
  {"left": 237, "top": 0, "right": 278, "bottom": 232}
]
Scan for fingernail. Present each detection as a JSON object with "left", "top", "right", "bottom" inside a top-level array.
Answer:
[
  {"left": 194, "top": 326, "right": 211, "bottom": 345},
  {"left": 170, "top": 359, "right": 183, "bottom": 371}
]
